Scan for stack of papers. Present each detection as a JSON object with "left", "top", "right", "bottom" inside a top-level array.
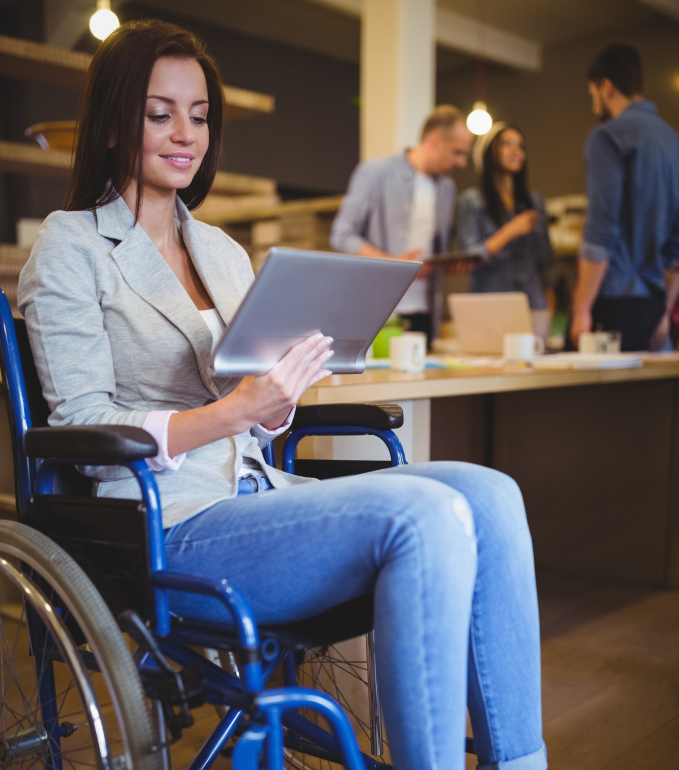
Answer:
[{"left": 532, "top": 352, "right": 642, "bottom": 370}]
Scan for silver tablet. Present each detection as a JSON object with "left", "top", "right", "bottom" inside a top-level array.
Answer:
[{"left": 211, "top": 247, "right": 421, "bottom": 376}]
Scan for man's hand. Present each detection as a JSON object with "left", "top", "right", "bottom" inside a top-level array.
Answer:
[
  {"left": 650, "top": 311, "right": 671, "bottom": 351},
  {"left": 397, "top": 248, "right": 424, "bottom": 261},
  {"left": 570, "top": 255, "right": 609, "bottom": 347},
  {"left": 569, "top": 308, "right": 592, "bottom": 348}
]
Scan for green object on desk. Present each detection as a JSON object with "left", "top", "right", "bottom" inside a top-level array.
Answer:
[{"left": 372, "top": 325, "right": 402, "bottom": 358}]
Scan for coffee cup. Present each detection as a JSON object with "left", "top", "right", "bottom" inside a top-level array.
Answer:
[
  {"left": 579, "top": 331, "right": 621, "bottom": 354},
  {"left": 390, "top": 332, "right": 426, "bottom": 372},
  {"left": 503, "top": 332, "right": 544, "bottom": 362}
]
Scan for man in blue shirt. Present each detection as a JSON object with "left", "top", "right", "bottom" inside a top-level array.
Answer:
[{"left": 570, "top": 44, "right": 679, "bottom": 351}]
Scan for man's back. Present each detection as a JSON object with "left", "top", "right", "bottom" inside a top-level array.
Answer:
[{"left": 584, "top": 101, "right": 679, "bottom": 298}]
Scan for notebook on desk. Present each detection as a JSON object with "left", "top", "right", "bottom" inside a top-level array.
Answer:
[
  {"left": 448, "top": 292, "right": 533, "bottom": 355},
  {"left": 210, "top": 247, "right": 421, "bottom": 376}
]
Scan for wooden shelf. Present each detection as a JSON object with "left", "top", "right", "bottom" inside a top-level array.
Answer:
[
  {"left": 0, "top": 140, "right": 276, "bottom": 198},
  {"left": 211, "top": 171, "right": 276, "bottom": 197},
  {"left": 0, "top": 34, "right": 275, "bottom": 121},
  {"left": 219, "top": 195, "right": 344, "bottom": 224},
  {"left": 0, "top": 140, "right": 71, "bottom": 178}
]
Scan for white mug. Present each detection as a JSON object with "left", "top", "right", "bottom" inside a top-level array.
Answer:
[
  {"left": 579, "top": 331, "right": 622, "bottom": 354},
  {"left": 390, "top": 333, "right": 426, "bottom": 372},
  {"left": 503, "top": 332, "right": 544, "bottom": 362}
]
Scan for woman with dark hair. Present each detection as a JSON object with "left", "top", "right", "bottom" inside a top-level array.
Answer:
[
  {"left": 457, "top": 123, "right": 553, "bottom": 310},
  {"left": 18, "top": 20, "right": 546, "bottom": 770}
]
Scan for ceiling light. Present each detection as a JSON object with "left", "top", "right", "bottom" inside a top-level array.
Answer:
[
  {"left": 467, "top": 101, "right": 492, "bottom": 136},
  {"left": 89, "top": 0, "right": 119, "bottom": 41}
]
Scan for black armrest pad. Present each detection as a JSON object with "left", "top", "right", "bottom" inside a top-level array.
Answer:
[
  {"left": 290, "top": 403, "right": 403, "bottom": 431},
  {"left": 24, "top": 426, "right": 158, "bottom": 462}
]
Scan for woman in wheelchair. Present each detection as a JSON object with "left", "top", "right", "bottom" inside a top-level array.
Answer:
[{"left": 17, "top": 19, "right": 546, "bottom": 770}]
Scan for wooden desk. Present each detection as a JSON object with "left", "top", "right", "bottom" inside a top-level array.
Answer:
[{"left": 298, "top": 360, "right": 679, "bottom": 588}]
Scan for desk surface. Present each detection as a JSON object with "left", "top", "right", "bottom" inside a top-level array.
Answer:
[{"left": 299, "top": 358, "right": 679, "bottom": 405}]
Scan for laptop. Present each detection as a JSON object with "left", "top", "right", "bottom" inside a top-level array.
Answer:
[
  {"left": 211, "top": 247, "right": 421, "bottom": 376},
  {"left": 448, "top": 292, "right": 533, "bottom": 355}
]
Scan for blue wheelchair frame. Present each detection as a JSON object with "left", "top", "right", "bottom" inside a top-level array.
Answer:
[{"left": 0, "top": 290, "right": 407, "bottom": 770}]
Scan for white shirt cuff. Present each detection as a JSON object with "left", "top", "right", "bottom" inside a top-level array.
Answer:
[
  {"left": 142, "top": 410, "right": 187, "bottom": 472},
  {"left": 251, "top": 406, "right": 296, "bottom": 438}
]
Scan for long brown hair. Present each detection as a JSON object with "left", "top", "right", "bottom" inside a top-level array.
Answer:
[
  {"left": 481, "top": 126, "right": 534, "bottom": 228},
  {"left": 66, "top": 19, "right": 225, "bottom": 218}
]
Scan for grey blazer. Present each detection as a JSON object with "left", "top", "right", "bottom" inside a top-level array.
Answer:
[
  {"left": 330, "top": 152, "right": 455, "bottom": 257},
  {"left": 18, "top": 195, "right": 311, "bottom": 528}
]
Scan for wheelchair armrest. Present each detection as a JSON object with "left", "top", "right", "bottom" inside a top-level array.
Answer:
[
  {"left": 24, "top": 425, "right": 158, "bottom": 462},
  {"left": 290, "top": 403, "right": 403, "bottom": 431}
]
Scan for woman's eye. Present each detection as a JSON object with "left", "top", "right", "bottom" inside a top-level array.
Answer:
[
  {"left": 147, "top": 114, "right": 169, "bottom": 123},
  {"left": 191, "top": 116, "right": 207, "bottom": 125}
]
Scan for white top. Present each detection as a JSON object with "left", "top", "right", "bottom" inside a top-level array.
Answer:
[
  {"left": 199, "top": 308, "right": 226, "bottom": 351},
  {"left": 141, "top": 308, "right": 294, "bottom": 478},
  {"left": 395, "top": 173, "right": 437, "bottom": 315}
]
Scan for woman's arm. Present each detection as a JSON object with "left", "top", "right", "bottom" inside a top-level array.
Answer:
[
  {"left": 457, "top": 191, "right": 540, "bottom": 259},
  {"left": 484, "top": 211, "right": 541, "bottom": 256},
  {"left": 167, "top": 333, "right": 333, "bottom": 457}
]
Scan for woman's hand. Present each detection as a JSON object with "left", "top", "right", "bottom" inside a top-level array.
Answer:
[
  {"left": 167, "top": 334, "right": 333, "bottom": 456},
  {"left": 485, "top": 210, "right": 540, "bottom": 256},
  {"left": 231, "top": 333, "right": 334, "bottom": 431},
  {"left": 506, "top": 210, "right": 540, "bottom": 238}
]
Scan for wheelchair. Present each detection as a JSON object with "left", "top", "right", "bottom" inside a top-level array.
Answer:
[{"left": 0, "top": 288, "right": 424, "bottom": 770}]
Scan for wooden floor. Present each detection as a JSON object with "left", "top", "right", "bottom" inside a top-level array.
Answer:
[{"left": 466, "top": 569, "right": 679, "bottom": 769}]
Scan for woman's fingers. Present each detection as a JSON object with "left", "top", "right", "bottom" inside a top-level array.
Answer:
[
  {"left": 275, "top": 333, "right": 333, "bottom": 380},
  {"left": 310, "top": 369, "right": 332, "bottom": 386}
]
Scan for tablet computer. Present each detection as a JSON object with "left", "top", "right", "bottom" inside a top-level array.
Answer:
[{"left": 210, "top": 247, "right": 421, "bottom": 376}]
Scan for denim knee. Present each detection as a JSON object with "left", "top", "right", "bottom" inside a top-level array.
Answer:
[
  {"left": 361, "top": 474, "right": 478, "bottom": 567},
  {"left": 412, "top": 462, "right": 531, "bottom": 551}
]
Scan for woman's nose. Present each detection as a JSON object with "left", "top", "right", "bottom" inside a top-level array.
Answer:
[{"left": 172, "top": 114, "right": 195, "bottom": 144}]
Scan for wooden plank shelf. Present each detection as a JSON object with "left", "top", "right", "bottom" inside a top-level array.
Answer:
[
  {"left": 0, "top": 140, "right": 276, "bottom": 197},
  {"left": 0, "top": 34, "right": 275, "bottom": 121},
  {"left": 0, "top": 140, "right": 71, "bottom": 178},
  {"left": 219, "top": 195, "right": 343, "bottom": 224}
]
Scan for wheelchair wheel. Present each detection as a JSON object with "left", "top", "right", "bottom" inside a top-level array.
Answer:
[
  {"left": 0, "top": 521, "right": 161, "bottom": 770},
  {"left": 285, "top": 639, "right": 391, "bottom": 770}
]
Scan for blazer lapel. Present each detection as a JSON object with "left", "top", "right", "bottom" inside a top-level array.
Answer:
[
  {"left": 100, "top": 197, "right": 217, "bottom": 394},
  {"left": 178, "top": 203, "right": 247, "bottom": 329}
]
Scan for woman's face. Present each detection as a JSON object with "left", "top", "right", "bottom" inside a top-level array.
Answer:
[
  {"left": 493, "top": 128, "right": 526, "bottom": 174},
  {"left": 139, "top": 56, "right": 210, "bottom": 195}
]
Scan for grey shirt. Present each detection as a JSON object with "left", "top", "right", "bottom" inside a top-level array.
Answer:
[
  {"left": 456, "top": 188, "right": 553, "bottom": 310},
  {"left": 18, "top": 194, "right": 312, "bottom": 529},
  {"left": 330, "top": 152, "right": 455, "bottom": 259}
]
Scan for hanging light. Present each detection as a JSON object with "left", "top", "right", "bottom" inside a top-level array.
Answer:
[
  {"left": 467, "top": 101, "right": 493, "bottom": 135},
  {"left": 467, "top": 0, "right": 492, "bottom": 136},
  {"left": 89, "top": 0, "right": 119, "bottom": 41}
]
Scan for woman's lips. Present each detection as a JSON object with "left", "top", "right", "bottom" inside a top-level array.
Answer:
[{"left": 161, "top": 155, "right": 194, "bottom": 169}]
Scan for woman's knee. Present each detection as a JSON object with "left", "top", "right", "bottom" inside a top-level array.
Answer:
[
  {"left": 357, "top": 474, "right": 478, "bottom": 562},
  {"left": 395, "top": 462, "right": 531, "bottom": 548}
]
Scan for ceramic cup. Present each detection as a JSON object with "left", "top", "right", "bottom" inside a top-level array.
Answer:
[
  {"left": 579, "top": 331, "right": 622, "bottom": 354},
  {"left": 390, "top": 332, "right": 426, "bottom": 372},
  {"left": 503, "top": 332, "right": 544, "bottom": 362}
]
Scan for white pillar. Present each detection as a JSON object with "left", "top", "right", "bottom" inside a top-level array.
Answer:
[{"left": 360, "top": 0, "right": 436, "bottom": 161}]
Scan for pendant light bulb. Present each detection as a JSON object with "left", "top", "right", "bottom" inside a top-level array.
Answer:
[
  {"left": 467, "top": 101, "right": 493, "bottom": 136},
  {"left": 90, "top": 0, "right": 119, "bottom": 40}
]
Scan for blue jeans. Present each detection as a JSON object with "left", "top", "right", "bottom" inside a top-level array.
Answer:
[{"left": 164, "top": 462, "right": 546, "bottom": 770}]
